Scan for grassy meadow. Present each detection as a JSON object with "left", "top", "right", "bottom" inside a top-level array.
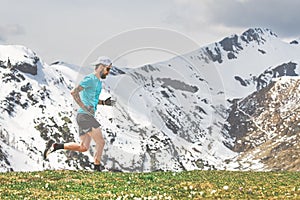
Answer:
[{"left": 0, "top": 170, "right": 299, "bottom": 199}]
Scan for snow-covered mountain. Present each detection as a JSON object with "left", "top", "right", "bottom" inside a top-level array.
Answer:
[{"left": 0, "top": 28, "right": 299, "bottom": 172}]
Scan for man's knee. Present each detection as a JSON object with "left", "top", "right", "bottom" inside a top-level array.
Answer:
[{"left": 79, "top": 145, "right": 89, "bottom": 152}]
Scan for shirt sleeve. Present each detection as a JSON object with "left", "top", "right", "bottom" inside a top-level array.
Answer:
[{"left": 79, "top": 75, "right": 92, "bottom": 89}]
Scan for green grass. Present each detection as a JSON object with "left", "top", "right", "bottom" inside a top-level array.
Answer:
[{"left": 0, "top": 170, "right": 299, "bottom": 199}]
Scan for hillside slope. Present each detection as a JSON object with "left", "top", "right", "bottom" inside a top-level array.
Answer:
[
  {"left": 225, "top": 77, "right": 300, "bottom": 171},
  {"left": 0, "top": 28, "right": 300, "bottom": 172}
]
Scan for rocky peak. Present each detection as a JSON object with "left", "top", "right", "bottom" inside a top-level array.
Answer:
[
  {"left": 240, "top": 28, "right": 277, "bottom": 44},
  {"left": 220, "top": 34, "right": 243, "bottom": 52},
  {"left": 0, "top": 45, "right": 40, "bottom": 75},
  {"left": 204, "top": 28, "right": 279, "bottom": 63},
  {"left": 290, "top": 40, "right": 299, "bottom": 45}
]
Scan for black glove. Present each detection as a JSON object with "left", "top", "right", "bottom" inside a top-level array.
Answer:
[{"left": 104, "top": 97, "right": 116, "bottom": 106}]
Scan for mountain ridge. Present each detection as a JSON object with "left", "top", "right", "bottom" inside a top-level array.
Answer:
[{"left": 0, "top": 27, "right": 299, "bottom": 172}]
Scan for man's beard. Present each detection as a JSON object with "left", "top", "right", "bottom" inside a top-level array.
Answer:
[{"left": 100, "top": 71, "right": 107, "bottom": 79}]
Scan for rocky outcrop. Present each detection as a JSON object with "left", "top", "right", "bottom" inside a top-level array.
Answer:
[
  {"left": 224, "top": 77, "right": 300, "bottom": 171},
  {"left": 14, "top": 62, "right": 38, "bottom": 75}
]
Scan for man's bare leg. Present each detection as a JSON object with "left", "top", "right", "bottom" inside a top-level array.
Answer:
[
  {"left": 44, "top": 133, "right": 91, "bottom": 159},
  {"left": 44, "top": 129, "right": 105, "bottom": 171},
  {"left": 64, "top": 134, "right": 92, "bottom": 152},
  {"left": 89, "top": 127, "right": 105, "bottom": 165}
]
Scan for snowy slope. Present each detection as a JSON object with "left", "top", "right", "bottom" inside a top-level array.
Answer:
[
  {"left": 0, "top": 46, "right": 78, "bottom": 171},
  {"left": 100, "top": 28, "right": 300, "bottom": 171},
  {"left": 1, "top": 28, "right": 300, "bottom": 172}
]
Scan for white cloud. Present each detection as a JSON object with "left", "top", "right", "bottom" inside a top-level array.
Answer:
[
  {"left": 1, "top": 0, "right": 300, "bottom": 65},
  {"left": 0, "top": 24, "right": 25, "bottom": 41},
  {"left": 167, "top": 0, "right": 300, "bottom": 38}
]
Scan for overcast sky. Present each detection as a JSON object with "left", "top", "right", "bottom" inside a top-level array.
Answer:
[{"left": 1, "top": 0, "right": 300, "bottom": 67}]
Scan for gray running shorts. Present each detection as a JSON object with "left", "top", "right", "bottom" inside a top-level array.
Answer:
[{"left": 76, "top": 113, "right": 101, "bottom": 136}]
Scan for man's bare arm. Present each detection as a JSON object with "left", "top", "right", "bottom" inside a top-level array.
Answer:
[
  {"left": 71, "top": 85, "right": 94, "bottom": 115},
  {"left": 71, "top": 85, "right": 84, "bottom": 108}
]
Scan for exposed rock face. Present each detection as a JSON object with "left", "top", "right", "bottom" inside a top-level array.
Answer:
[
  {"left": 225, "top": 77, "right": 300, "bottom": 171},
  {"left": 241, "top": 28, "right": 277, "bottom": 44},
  {"left": 15, "top": 62, "right": 38, "bottom": 75},
  {"left": 233, "top": 62, "right": 298, "bottom": 91},
  {"left": 201, "top": 28, "right": 278, "bottom": 64},
  {"left": 14, "top": 56, "right": 39, "bottom": 75}
]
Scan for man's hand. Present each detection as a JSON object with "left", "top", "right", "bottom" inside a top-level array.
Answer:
[
  {"left": 104, "top": 97, "right": 116, "bottom": 106},
  {"left": 71, "top": 85, "right": 95, "bottom": 115},
  {"left": 84, "top": 106, "right": 95, "bottom": 115}
]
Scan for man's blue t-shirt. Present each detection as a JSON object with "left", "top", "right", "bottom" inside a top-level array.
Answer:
[{"left": 78, "top": 73, "right": 102, "bottom": 115}]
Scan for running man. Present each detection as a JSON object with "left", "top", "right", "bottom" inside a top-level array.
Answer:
[{"left": 44, "top": 56, "right": 115, "bottom": 171}]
